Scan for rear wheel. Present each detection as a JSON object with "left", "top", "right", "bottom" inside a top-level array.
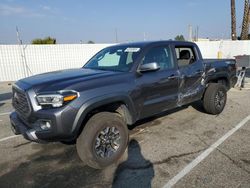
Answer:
[
  {"left": 203, "top": 83, "right": 227, "bottom": 115},
  {"left": 76, "top": 112, "right": 128, "bottom": 169}
]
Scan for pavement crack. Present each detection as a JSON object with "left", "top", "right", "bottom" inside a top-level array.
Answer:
[
  {"left": 194, "top": 134, "right": 209, "bottom": 146},
  {"left": 153, "top": 148, "right": 205, "bottom": 166},
  {"left": 241, "top": 159, "right": 250, "bottom": 165},
  {"left": 114, "top": 148, "right": 205, "bottom": 173},
  {"left": 13, "top": 141, "right": 31, "bottom": 148},
  {"left": 216, "top": 148, "right": 250, "bottom": 175},
  {"left": 182, "top": 131, "right": 209, "bottom": 146}
]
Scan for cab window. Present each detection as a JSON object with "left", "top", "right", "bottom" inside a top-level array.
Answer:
[
  {"left": 141, "top": 46, "right": 174, "bottom": 70},
  {"left": 175, "top": 46, "right": 196, "bottom": 67}
]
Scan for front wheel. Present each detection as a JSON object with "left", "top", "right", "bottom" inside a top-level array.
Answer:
[
  {"left": 76, "top": 112, "right": 128, "bottom": 169},
  {"left": 203, "top": 83, "right": 227, "bottom": 115}
]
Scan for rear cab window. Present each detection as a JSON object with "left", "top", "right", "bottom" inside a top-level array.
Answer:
[{"left": 175, "top": 46, "right": 197, "bottom": 67}]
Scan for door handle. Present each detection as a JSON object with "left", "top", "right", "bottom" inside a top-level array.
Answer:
[{"left": 168, "top": 75, "right": 179, "bottom": 80}]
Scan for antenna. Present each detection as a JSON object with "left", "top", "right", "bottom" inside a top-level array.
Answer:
[
  {"left": 16, "top": 26, "right": 23, "bottom": 45},
  {"left": 115, "top": 28, "right": 118, "bottom": 43},
  {"left": 197, "top": 26, "right": 199, "bottom": 41},
  {"left": 188, "top": 25, "right": 193, "bottom": 41},
  {"left": 143, "top": 32, "right": 146, "bottom": 41},
  {"left": 194, "top": 27, "right": 197, "bottom": 42},
  {"left": 16, "top": 26, "right": 32, "bottom": 78}
]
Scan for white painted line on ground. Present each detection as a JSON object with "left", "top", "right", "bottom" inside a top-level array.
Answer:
[
  {"left": 0, "top": 112, "right": 12, "bottom": 116},
  {"left": 0, "top": 135, "right": 20, "bottom": 143},
  {"left": 163, "top": 115, "right": 250, "bottom": 188},
  {"left": 0, "top": 99, "right": 11, "bottom": 103}
]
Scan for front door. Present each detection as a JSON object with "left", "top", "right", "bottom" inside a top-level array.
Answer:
[{"left": 136, "top": 45, "right": 179, "bottom": 119}]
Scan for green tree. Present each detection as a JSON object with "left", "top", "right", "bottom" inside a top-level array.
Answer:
[
  {"left": 87, "top": 40, "right": 95, "bottom": 44},
  {"left": 32, "top": 37, "right": 56, "bottom": 44},
  {"left": 174, "top": 35, "right": 185, "bottom": 41}
]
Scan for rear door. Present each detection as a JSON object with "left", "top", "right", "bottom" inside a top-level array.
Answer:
[
  {"left": 136, "top": 45, "right": 179, "bottom": 119},
  {"left": 174, "top": 45, "right": 205, "bottom": 105}
]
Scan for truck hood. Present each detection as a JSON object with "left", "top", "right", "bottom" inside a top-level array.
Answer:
[{"left": 17, "top": 68, "right": 120, "bottom": 91}]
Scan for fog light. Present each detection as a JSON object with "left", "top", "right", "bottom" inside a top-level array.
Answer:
[{"left": 39, "top": 121, "right": 51, "bottom": 130}]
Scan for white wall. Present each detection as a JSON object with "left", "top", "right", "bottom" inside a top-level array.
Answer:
[
  {"left": 195, "top": 40, "right": 250, "bottom": 59},
  {"left": 0, "top": 44, "right": 111, "bottom": 81},
  {"left": 0, "top": 41, "right": 249, "bottom": 81}
]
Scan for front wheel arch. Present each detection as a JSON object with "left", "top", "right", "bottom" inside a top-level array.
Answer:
[{"left": 72, "top": 96, "right": 135, "bottom": 137}]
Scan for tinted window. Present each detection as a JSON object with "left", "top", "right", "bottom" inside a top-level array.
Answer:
[{"left": 141, "top": 46, "right": 174, "bottom": 70}]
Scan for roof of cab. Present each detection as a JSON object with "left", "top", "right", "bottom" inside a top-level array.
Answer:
[{"left": 111, "top": 40, "right": 196, "bottom": 48}]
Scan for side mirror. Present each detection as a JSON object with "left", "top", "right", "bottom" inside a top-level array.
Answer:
[{"left": 139, "top": 62, "right": 160, "bottom": 73}]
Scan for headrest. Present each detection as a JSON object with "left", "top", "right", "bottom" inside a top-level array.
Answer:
[
  {"left": 132, "top": 52, "right": 139, "bottom": 62},
  {"left": 180, "top": 50, "right": 191, "bottom": 59}
]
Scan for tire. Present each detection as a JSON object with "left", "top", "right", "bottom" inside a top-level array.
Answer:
[
  {"left": 203, "top": 83, "right": 227, "bottom": 115},
  {"left": 76, "top": 112, "right": 128, "bottom": 169}
]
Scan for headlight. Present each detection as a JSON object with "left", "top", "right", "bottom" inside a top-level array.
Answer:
[{"left": 36, "top": 90, "right": 79, "bottom": 108}]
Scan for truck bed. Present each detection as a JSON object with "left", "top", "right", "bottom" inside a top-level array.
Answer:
[
  {"left": 203, "top": 59, "right": 236, "bottom": 64},
  {"left": 203, "top": 59, "right": 237, "bottom": 89}
]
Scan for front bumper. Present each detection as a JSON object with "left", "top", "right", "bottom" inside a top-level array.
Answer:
[
  {"left": 10, "top": 112, "right": 43, "bottom": 142},
  {"left": 10, "top": 83, "right": 80, "bottom": 142},
  {"left": 10, "top": 105, "right": 78, "bottom": 142}
]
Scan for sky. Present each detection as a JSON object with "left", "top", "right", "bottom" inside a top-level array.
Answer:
[{"left": 0, "top": 0, "right": 246, "bottom": 44}]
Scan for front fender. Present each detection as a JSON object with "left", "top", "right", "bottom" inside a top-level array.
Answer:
[{"left": 71, "top": 93, "right": 136, "bottom": 135}]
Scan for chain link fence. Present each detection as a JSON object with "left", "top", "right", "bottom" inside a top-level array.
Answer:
[{"left": 0, "top": 44, "right": 111, "bottom": 81}]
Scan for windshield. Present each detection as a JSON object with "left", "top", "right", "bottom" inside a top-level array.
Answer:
[{"left": 84, "top": 46, "right": 141, "bottom": 72}]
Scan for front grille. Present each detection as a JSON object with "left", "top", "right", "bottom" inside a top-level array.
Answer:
[{"left": 12, "top": 87, "right": 31, "bottom": 118}]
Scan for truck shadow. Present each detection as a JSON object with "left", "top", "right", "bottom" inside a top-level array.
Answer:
[
  {"left": 0, "top": 143, "right": 103, "bottom": 188},
  {"left": 0, "top": 92, "right": 12, "bottom": 102},
  {"left": 112, "top": 139, "right": 154, "bottom": 188},
  {"left": 0, "top": 139, "right": 154, "bottom": 188}
]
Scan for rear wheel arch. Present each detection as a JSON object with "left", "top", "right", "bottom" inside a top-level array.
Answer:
[{"left": 206, "top": 76, "right": 230, "bottom": 90}]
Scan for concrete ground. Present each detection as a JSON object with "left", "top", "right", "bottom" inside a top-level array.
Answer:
[{"left": 0, "top": 81, "right": 250, "bottom": 188}]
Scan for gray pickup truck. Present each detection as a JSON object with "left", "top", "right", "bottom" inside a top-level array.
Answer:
[{"left": 10, "top": 41, "right": 237, "bottom": 169}]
